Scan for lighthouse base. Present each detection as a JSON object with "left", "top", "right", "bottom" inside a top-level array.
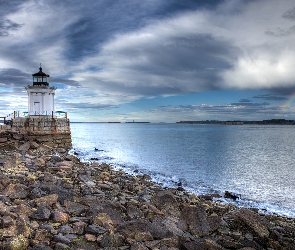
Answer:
[{"left": 0, "top": 117, "right": 72, "bottom": 151}]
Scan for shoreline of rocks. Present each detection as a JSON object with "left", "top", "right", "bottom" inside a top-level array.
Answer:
[{"left": 0, "top": 142, "right": 294, "bottom": 249}]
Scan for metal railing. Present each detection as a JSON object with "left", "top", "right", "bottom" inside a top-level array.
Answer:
[{"left": 0, "top": 111, "right": 68, "bottom": 124}]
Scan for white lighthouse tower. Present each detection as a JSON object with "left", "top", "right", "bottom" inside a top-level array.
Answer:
[{"left": 25, "top": 65, "right": 56, "bottom": 116}]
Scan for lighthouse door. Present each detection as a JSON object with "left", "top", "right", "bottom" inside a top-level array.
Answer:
[{"left": 34, "top": 102, "right": 40, "bottom": 115}]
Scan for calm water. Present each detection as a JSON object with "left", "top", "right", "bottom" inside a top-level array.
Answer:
[{"left": 70, "top": 123, "right": 295, "bottom": 217}]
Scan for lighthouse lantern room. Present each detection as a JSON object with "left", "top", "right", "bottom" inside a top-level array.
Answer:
[{"left": 25, "top": 65, "right": 56, "bottom": 116}]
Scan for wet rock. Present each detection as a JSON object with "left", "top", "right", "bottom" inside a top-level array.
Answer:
[{"left": 180, "top": 205, "right": 210, "bottom": 237}]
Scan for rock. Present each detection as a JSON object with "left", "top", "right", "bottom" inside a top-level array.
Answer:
[
  {"left": 53, "top": 234, "right": 72, "bottom": 244},
  {"left": 208, "top": 213, "right": 222, "bottom": 233},
  {"left": 54, "top": 242, "right": 71, "bottom": 249},
  {"left": 116, "top": 219, "right": 149, "bottom": 239},
  {"left": 2, "top": 183, "right": 29, "bottom": 199},
  {"left": 52, "top": 210, "right": 69, "bottom": 223},
  {"left": 85, "top": 224, "right": 107, "bottom": 235},
  {"left": 34, "top": 228, "right": 53, "bottom": 241},
  {"left": 181, "top": 238, "right": 225, "bottom": 250},
  {"left": 19, "top": 142, "right": 30, "bottom": 151},
  {"left": 4, "top": 234, "right": 29, "bottom": 250},
  {"left": 130, "top": 242, "right": 149, "bottom": 250},
  {"left": 34, "top": 194, "right": 58, "bottom": 206},
  {"left": 30, "top": 204, "right": 51, "bottom": 220},
  {"left": 64, "top": 200, "right": 89, "bottom": 216},
  {"left": 1, "top": 215, "right": 15, "bottom": 227},
  {"left": 99, "top": 233, "right": 125, "bottom": 247},
  {"left": 180, "top": 205, "right": 210, "bottom": 237},
  {"left": 0, "top": 174, "right": 10, "bottom": 191},
  {"left": 72, "top": 221, "right": 87, "bottom": 235},
  {"left": 58, "top": 225, "right": 74, "bottom": 234},
  {"left": 151, "top": 190, "right": 180, "bottom": 218},
  {"left": 147, "top": 217, "right": 174, "bottom": 240},
  {"left": 14, "top": 203, "right": 33, "bottom": 216},
  {"left": 16, "top": 216, "right": 31, "bottom": 238},
  {"left": 85, "top": 233, "right": 96, "bottom": 241},
  {"left": 38, "top": 183, "right": 73, "bottom": 202},
  {"left": 234, "top": 208, "right": 270, "bottom": 238}
]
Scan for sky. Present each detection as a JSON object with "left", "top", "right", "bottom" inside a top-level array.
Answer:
[{"left": 1, "top": 0, "right": 295, "bottom": 122}]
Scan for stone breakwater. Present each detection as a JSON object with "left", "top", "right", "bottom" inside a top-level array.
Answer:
[{"left": 0, "top": 143, "right": 294, "bottom": 249}]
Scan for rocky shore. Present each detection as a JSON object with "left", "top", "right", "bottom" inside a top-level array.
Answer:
[{"left": 0, "top": 142, "right": 294, "bottom": 250}]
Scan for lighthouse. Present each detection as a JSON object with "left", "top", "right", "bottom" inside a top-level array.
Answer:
[{"left": 25, "top": 65, "right": 56, "bottom": 116}]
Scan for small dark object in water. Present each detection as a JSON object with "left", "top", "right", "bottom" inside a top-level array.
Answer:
[
  {"left": 134, "top": 169, "right": 139, "bottom": 173},
  {"left": 224, "top": 191, "right": 240, "bottom": 201},
  {"left": 95, "top": 148, "right": 98, "bottom": 151},
  {"left": 94, "top": 148, "right": 103, "bottom": 151},
  {"left": 177, "top": 182, "right": 182, "bottom": 187},
  {"left": 74, "top": 151, "right": 79, "bottom": 155}
]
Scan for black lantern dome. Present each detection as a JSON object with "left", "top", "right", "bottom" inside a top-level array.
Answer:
[{"left": 32, "top": 64, "right": 50, "bottom": 86}]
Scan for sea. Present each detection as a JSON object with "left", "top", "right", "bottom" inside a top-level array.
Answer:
[{"left": 69, "top": 122, "right": 295, "bottom": 218}]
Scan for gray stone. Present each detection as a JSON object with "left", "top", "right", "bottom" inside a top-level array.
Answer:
[
  {"left": 53, "top": 234, "right": 72, "bottom": 244},
  {"left": 30, "top": 204, "right": 51, "bottom": 220},
  {"left": 85, "top": 224, "right": 107, "bottom": 235}
]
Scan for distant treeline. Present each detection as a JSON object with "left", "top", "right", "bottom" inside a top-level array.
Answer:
[{"left": 177, "top": 119, "right": 295, "bottom": 125}]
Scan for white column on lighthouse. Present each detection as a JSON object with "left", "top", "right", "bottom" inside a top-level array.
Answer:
[{"left": 25, "top": 65, "right": 57, "bottom": 116}]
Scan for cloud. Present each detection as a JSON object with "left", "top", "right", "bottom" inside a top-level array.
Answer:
[
  {"left": 0, "top": 19, "right": 22, "bottom": 36},
  {"left": 253, "top": 94, "right": 288, "bottom": 101}
]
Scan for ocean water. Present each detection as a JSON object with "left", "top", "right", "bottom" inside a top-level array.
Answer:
[{"left": 70, "top": 122, "right": 295, "bottom": 218}]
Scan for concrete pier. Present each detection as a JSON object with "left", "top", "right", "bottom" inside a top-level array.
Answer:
[{"left": 0, "top": 116, "right": 71, "bottom": 151}]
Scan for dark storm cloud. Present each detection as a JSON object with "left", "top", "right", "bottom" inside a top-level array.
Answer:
[
  {"left": 50, "top": 77, "right": 81, "bottom": 87},
  {"left": 0, "top": 19, "right": 23, "bottom": 36},
  {"left": 62, "top": 0, "right": 223, "bottom": 61},
  {"left": 0, "top": 68, "right": 31, "bottom": 87}
]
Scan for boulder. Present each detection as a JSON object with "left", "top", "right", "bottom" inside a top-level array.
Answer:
[
  {"left": 116, "top": 218, "right": 149, "bottom": 239},
  {"left": 181, "top": 238, "right": 225, "bottom": 250},
  {"left": 180, "top": 205, "right": 210, "bottom": 237},
  {"left": 151, "top": 190, "right": 180, "bottom": 218},
  {"left": 234, "top": 208, "right": 270, "bottom": 238},
  {"left": 30, "top": 204, "right": 51, "bottom": 220},
  {"left": 2, "top": 183, "right": 29, "bottom": 199},
  {"left": 34, "top": 194, "right": 58, "bottom": 206}
]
